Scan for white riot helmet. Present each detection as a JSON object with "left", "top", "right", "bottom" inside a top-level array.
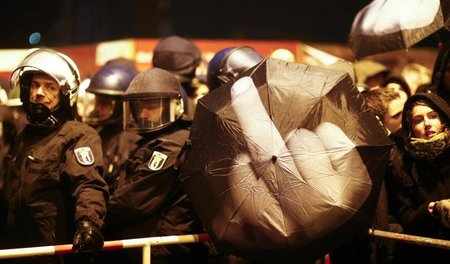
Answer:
[{"left": 10, "top": 48, "right": 80, "bottom": 126}]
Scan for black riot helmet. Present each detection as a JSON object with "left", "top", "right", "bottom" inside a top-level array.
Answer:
[
  {"left": 122, "top": 68, "right": 184, "bottom": 133},
  {"left": 104, "top": 57, "right": 136, "bottom": 70},
  {"left": 81, "top": 63, "right": 138, "bottom": 126},
  {"left": 152, "top": 35, "right": 201, "bottom": 84},
  {"left": 206, "top": 46, "right": 264, "bottom": 91},
  {"left": 10, "top": 48, "right": 80, "bottom": 127}
]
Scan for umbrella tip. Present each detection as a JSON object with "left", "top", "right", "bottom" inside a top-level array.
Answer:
[{"left": 271, "top": 155, "right": 277, "bottom": 163}]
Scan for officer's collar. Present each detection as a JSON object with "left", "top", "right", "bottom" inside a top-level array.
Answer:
[{"left": 24, "top": 121, "right": 63, "bottom": 137}]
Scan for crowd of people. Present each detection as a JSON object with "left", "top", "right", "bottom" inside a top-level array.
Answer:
[
  {"left": 0, "top": 35, "right": 449, "bottom": 264},
  {"left": 333, "top": 41, "right": 450, "bottom": 264}
]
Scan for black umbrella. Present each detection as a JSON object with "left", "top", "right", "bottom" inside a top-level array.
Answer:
[
  {"left": 180, "top": 58, "right": 393, "bottom": 263},
  {"left": 349, "top": 0, "right": 450, "bottom": 59}
]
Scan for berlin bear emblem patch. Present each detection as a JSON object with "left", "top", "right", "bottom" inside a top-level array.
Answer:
[
  {"left": 74, "top": 147, "right": 95, "bottom": 166},
  {"left": 148, "top": 151, "right": 168, "bottom": 171}
]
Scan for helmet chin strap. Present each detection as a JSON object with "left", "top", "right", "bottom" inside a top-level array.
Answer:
[{"left": 28, "top": 102, "right": 60, "bottom": 127}]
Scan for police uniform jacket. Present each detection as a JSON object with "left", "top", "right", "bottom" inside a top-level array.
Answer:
[
  {"left": 1, "top": 120, "right": 109, "bottom": 248},
  {"left": 97, "top": 122, "right": 141, "bottom": 189},
  {"left": 106, "top": 120, "right": 207, "bottom": 261}
]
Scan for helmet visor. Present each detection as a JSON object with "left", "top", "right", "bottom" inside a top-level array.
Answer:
[
  {"left": 123, "top": 97, "right": 183, "bottom": 132},
  {"left": 80, "top": 92, "right": 117, "bottom": 126}
]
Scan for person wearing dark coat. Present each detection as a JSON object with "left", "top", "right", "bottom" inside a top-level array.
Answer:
[
  {"left": 386, "top": 92, "right": 450, "bottom": 263},
  {"left": 152, "top": 35, "right": 202, "bottom": 119},
  {"left": 103, "top": 68, "right": 208, "bottom": 264},
  {"left": 79, "top": 59, "right": 141, "bottom": 190},
  {"left": 422, "top": 41, "right": 450, "bottom": 104},
  {"left": 0, "top": 49, "right": 108, "bottom": 263}
]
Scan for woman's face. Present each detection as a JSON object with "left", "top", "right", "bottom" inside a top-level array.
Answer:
[{"left": 411, "top": 104, "right": 445, "bottom": 139}]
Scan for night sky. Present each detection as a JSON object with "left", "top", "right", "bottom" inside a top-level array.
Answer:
[{"left": 1, "top": 0, "right": 371, "bottom": 48}]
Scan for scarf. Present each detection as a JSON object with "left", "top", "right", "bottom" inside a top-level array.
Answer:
[{"left": 407, "top": 131, "right": 450, "bottom": 160}]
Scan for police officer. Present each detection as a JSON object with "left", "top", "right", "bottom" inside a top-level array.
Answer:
[
  {"left": 104, "top": 68, "right": 208, "bottom": 263},
  {"left": 152, "top": 35, "right": 202, "bottom": 119},
  {"left": 80, "top": 61, "right": 141, "bottom": 189},
  {"left": 0, "top": 85, "right": 27, "bottom": 214},
  {"left": 1, "top": 48, "right": 108, "bottom": 263},
  {"left": 0, "top": 86, "right": 9, "bottom": 181}
]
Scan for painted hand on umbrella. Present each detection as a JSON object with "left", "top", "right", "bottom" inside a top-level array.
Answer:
[{"left": 229, "top": 77, "right": 372, "bottom": 242}]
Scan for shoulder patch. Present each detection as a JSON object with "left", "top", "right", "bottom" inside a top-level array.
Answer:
[
  {"left": 74, "top": 147, "right": 95, "bottom": 166},
  {"left": 148, "top": 151, "right": 168, "bottom": 171}
]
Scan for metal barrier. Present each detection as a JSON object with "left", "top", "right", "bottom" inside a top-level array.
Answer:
[
  {"left": 1, "top": 230, "right": 449, "bottom": 263},
  {"left": 0, "top": 233, "right": 210, "bottom": 264},
  {"left": 368, "top": 229, "right": 450, "bottom": 250}
]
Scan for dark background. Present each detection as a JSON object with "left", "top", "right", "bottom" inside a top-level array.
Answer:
[{"left": 1, "top": 0, "right": 371, "bottom": 48}]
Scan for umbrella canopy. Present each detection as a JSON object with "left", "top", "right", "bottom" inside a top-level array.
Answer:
[
  {"left": 349, "top": 0, "right": 450, "bottom": 59},
  {"left": 180, "top": 58, "right": 393, "bottom": 263}
]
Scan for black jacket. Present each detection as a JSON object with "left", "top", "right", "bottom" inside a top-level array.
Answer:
[
  {"left": 0, "top": 120, "right": 108, "bottom": 249},
  {"left": 386, "top": 93, "right": 450, "bottom": 263},
  {"left": 96, "top": 122, "right": 141, "bottom": 189},
  {"left": 429, "top": 41, "right": 450, "bottom": 104},
  {"left": 105, "top": 121, "right": 207, "bottom": 263}
]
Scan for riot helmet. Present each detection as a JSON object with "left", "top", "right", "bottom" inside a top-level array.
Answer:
[
  {"left": 10, "top": 48, "right": 80, "bottom": 126},
  {"left": 269, "top": 48, "right": 296, "bottom": 62},
  {"left": 152, "top": 35, "right": 201, "bottom": 83},
  {"left": 206, "top": 46, "right": 264, "bottom": 91},
  {"left": 0, "top": 87, "right": 7, "bottom": 106},
  {"left": 76, "top": 77, "right": 91, "bottom": 121},
  {"left": 1, "top": 82, "right": 27, "bottom": 133},
  {"left": 104, "top": 57, "right": 136, "bottom": 70},
  {"left": 0, "top": 78, "right": 9, "bottom": 105},
  {"left": 81, "top": 64, "right": 138, "bottom": 126},
  {"left": 5, "top": 84, "right": 22, "bottom": 107},
  {"left": 123, "top": 68, "right": 184, "bottom": 133}
]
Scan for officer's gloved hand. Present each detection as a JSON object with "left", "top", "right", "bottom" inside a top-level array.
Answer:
[
  {"left": 433, "top": 199, "right": 450, "bottom": 228},
  {"left": 72, "top": 220, "right": 104, "bottom": 252}
]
